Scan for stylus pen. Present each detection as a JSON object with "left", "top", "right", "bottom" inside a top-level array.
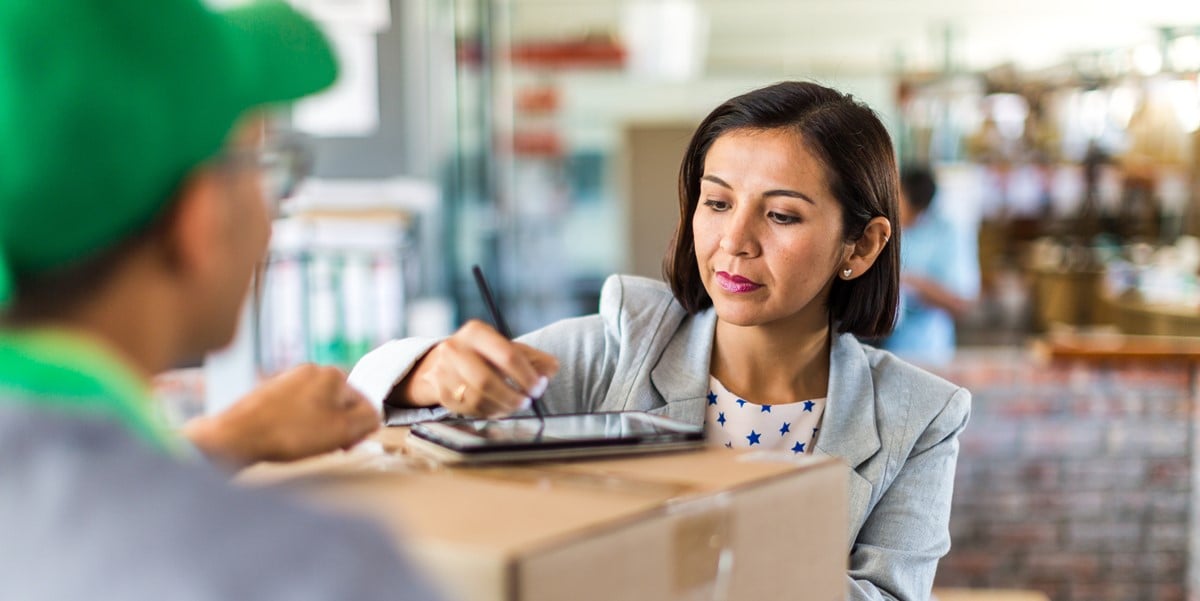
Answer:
[{"left": 471, "top": 265, "right": 547, "bottom": 422}]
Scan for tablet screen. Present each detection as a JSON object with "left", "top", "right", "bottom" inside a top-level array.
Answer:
[
  {"left": 461, "top": 413, "right": 679, "bottom": 441},
  {"left": 413, "top": 412, "right": 703, "bottom": 451}
]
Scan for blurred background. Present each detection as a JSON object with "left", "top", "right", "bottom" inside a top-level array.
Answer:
[{"left": 159, "top": 1, "right": 1200, "bottom": 599}]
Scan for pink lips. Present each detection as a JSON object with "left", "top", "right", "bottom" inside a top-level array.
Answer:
[{"left": 715, "top": 271, "right": 763, "bottom": 293}]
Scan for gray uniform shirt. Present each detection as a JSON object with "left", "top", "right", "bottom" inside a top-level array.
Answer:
[{"left": 0, "top": 402, "right": 443, "bottom": 601}]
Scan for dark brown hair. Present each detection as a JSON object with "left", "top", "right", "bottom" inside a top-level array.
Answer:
[{"left": 663, "top": 81, "right": 900, "bottom": 338}]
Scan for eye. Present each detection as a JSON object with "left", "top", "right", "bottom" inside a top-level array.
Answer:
[
  {"left": 702, "top": 199, "right": 730, "bottom": 211},
  {"left": 768, "top": 211, "right": 801, "bottom": 225}
]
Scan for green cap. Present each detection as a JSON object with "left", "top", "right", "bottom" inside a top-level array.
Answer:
[{"left": 0, "top": 0, "right": 338, "bottom": 304}]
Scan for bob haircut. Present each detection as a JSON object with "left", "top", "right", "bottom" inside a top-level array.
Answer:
[{"left": 663, "top": 80, "right": 901, "bottom": 339}]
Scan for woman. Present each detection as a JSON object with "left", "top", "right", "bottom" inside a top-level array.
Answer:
[{"left": 351, "top": 81, "right": 970, "bottom": 601}]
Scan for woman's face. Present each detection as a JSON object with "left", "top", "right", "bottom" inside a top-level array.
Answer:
[{"left": 692, "top": 127, "right": 852, "bottom": 331}]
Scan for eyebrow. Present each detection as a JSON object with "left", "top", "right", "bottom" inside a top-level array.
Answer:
[{"left": 701, "top": 174, "right": 816, "bottom": 205}]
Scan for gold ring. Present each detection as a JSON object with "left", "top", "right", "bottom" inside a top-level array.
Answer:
[{"left": 453, "top": 384, "right": 468, "bottom": 405}]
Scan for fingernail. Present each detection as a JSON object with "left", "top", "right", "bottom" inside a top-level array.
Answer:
[
  {"left": 530, "top": 376, "right": 549, "bottom": 398},
  {"left": 520, "top": 397, "right": 532, "bottom": 411}
]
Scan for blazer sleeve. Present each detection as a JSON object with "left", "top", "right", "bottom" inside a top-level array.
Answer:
[
  {"left": 347, "top": 275, "right": 628, "bottom": 423},
  {"left": 348, "top": 337, "right": 450, "bottom": 424},
  {"left": 516, "top": 312, "right": 618, "bottom": 415},
  {"left": 847, "top": 387, "right": 972, "bottom": 601}
]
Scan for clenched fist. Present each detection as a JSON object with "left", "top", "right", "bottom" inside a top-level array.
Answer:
[{"left": 184, "top": 364, "right": 380, "bottom": 469}]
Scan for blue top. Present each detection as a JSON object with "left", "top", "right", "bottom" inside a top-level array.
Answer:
[{"left": 885, "top": 210, "right": 980, "bottom": 365}]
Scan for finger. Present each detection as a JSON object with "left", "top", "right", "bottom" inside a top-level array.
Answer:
[
  {"left": 428, "top": 362, "right": 516, "bottom": 418},
  {"left": 342, "top": 400, "right": 381, "bottom": 441},
  {"left": 444, "top": 340, "right": 531, "bottom": 413},
  {"left": 440, "top": 382, "right": 488, "bottom": 417},
  {"left": 280, "top": 364, "right": 344, "bottom": 403},
  {"left": 286, "top": 363, "right": 332, "bottom": 384},
  {"left": 439, "top": 369, "right": 523, "bottom": 417},
  {"left": 427, "top": 357, "right": 476, "bottom": 414},
  {"left": 456, "top": 321, "right": 542, "bottom": 396},
  {"left": 337, "top": 384, "right": 376, "bottom": 415},
  {"left": 259, "top": 365, "right": 302, "bottom": 393},
  {"left": 317, "top": 365, "right": 352, "bottom": 399},
  {"left": 450, "top": 378, "right": 528, "bottom": 418},
  {"left": 476, "top": 396, "right": 520, "bottom": 419},
  {"left": 515, "top": 343, "right": 560, "bottom": 378},
  {"left": 337, "top": 382, "right": 375, "bottom": 411}
]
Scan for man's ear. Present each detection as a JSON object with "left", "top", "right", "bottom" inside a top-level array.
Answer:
[
  {"left": 159, "top": 165, "right": 226, "bottom": 283},
  {"left": 839, "top": 216, "right": 892, "bottom": 281}
]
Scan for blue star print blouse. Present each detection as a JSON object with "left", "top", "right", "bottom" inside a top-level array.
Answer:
[{"left": 704, "top": 375, "right": 826, "bottom": 453}]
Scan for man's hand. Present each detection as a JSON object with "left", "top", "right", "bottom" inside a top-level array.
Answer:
[{"left": 184, "top": 364, "right": 381, "bottom": 469}]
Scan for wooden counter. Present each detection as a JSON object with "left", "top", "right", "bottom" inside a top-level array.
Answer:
[
  {"left": 1029, "top": 267, "right": 1200, "bottom": 337},
  {"left": 1103, "top": 294, "right": 1200, "bottom": 337},
  {"left": 1034, "top": 330, "right": 1200, "bottom": 365}
]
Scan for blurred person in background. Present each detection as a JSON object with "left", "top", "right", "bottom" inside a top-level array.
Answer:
[
  {"left": 883, "top": 166, "right": 980, "bottom": 366},
  {"left": 0, "top": 1, "right": 440, "bottom": 599}
]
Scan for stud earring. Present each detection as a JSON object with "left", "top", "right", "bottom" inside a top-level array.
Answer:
[{"left": 842, "top": 268, "right": 853, "bottom": 279}]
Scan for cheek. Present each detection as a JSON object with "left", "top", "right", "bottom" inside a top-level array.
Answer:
[
  {"left": 237, "top": 176, "right": 271, "bottom": 250},
  {"left": 691, "top": 212, "right": 717, "bottom": 257},
  {"left": 772, "top": 232, "right": 842, "bottom": 279}
]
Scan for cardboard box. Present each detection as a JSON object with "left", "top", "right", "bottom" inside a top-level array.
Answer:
[{"left": 242, "top": 433, "right": 848, "bottom": 601}]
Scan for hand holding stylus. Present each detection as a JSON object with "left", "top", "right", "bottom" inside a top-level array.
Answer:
[
  {"left": 471, "top": 265, "right": 549, "bottom": 422},
  {"left": 395, "top": 267, "right": 558, "bottom": 417},
  {"left": 397, "top": 320, "right": 559, "bottom": 417}
]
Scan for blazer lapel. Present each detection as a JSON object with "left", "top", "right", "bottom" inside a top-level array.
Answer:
[
  {"left": 815, "top": 332, "right": 883, "bottom": 542},
  {"left": 814, "top": 332, "right": 881, "bottom": 466},
  {"left": 647, "top": 308, "right": 718, "bottom": 425}
]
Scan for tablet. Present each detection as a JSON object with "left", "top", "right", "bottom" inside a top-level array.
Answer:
[{"left": 407, "top": 411, "right": 706, "bottom": 464}]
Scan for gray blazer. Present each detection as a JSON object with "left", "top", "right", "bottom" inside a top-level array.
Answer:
[{"left": 350, "top": 275, "right": 972, "bottom": 601}]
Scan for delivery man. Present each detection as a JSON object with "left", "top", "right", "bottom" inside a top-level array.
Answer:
[{"left": 0, "top": 0, "right": 441, "bottom": 599}]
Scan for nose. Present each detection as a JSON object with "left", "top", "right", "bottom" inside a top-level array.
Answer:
[{"left": 718, "top": 208, "right": 760, "bottom": 257}]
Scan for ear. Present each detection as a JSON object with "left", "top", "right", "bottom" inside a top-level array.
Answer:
[
  {"left": 158, "top": 164, "right": 229, "bottom": 286},
  {"left": 839, "top": 217, "right": 892, "bottom": 281}
]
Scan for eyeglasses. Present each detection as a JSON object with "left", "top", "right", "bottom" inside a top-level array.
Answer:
[{"left": 219, "top": 133, "right": 313, "bottom": 219}]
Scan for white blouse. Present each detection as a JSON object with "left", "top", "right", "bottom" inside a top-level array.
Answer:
[{"left": 703, "top": 375, "right": 826, "bottom": 454}]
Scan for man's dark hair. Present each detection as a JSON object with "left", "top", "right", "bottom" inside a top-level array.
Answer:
[
  {"left": 663, "top": 81, "right": 901, "bottom": 339},
  {"left": 900, "top": 166, "right": 937, "bottom": 214}
]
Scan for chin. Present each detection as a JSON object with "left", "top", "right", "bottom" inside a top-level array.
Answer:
[
  {"left": 192, "top": 313, "right": 240, "bottom": 357},
  {"left": 212, "top": 330, "right": 238, "bottom": 353},
  {"left": 709, "top": 298, "right": 771, "bottom": 328},
  {"left": 716, "top": 314, "right": 765, "bottom": 328},
  {"left": 214, "top": 317, "right": 241, "bottom": 350}
]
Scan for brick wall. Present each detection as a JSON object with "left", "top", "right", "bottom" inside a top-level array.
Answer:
[{"left": 932, "top": 349, "right": 1193, "bottom": 601}]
